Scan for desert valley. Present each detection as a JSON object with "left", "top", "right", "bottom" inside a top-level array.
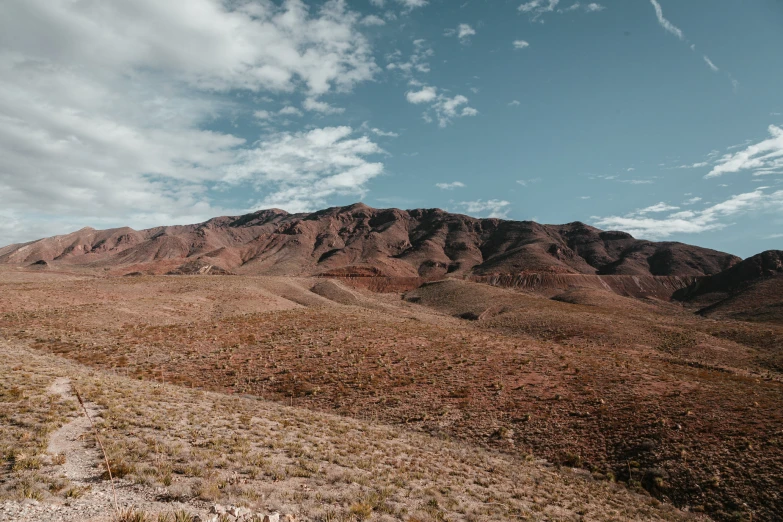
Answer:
[{"left": 0, "top": 204, "right": 781, "bottom": 522}]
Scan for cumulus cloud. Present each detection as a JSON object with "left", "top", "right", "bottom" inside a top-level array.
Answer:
[
  {"left": 458, "top": 199, "right": 511, "bottom": 218},
  {"left": 225, "top": 126, "right": 385, "bottom": 213},
  {"left": 593, "top": 188, "right": 783, "bottom": 238},
  {"left": 445, "top": 24, "right": 476, "bottom": 43},
  {"left": 279, "top": 106, "right": 304, "bottom": 117},
  {"left": 405, "top": 87, "right": 477, "bottom": 127},
  {"left": 508, "top": 100, "right": 521, "bottom": 106},
  {"left": 513, "top": 40, "right": 530, "bottom": 50},
  {"left": 707, "top": 125, "right": 783, "bottom": 178},
  {"left": 0, "top": 0, "right": 379, "bottom": 246},
  {"left": 436, "top": 181, "right": 465, "bottom": 190},
  {"left": 406, "top": 86, "right": 438, "bottom": 104}
]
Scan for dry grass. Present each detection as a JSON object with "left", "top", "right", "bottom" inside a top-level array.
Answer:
[{"left": 0, "top": 341, "right": 692, "bottom": 521}]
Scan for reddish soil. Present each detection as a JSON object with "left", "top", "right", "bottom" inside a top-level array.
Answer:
[{"left": 1, "top": 269, "right": 781, "bottom": 521}]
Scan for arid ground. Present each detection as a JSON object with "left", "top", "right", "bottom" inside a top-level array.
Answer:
[{"left": 1, "top": 265, "right": 781, "bottom": 521}]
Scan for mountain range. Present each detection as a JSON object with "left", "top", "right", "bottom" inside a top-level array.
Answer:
[{"left": 0, "top": 203, "right": 741, "bottom": 279}]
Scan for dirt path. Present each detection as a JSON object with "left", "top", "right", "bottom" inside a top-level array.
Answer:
[
  {"left": 47, "top": 378, "right": 106, "bottom": 487},
  {"left": 0, "top": 378, "right": 203, "bottom": 522}
]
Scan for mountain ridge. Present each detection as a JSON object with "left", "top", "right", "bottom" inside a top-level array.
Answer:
[{"left": 0, "top": 203, "right": 741, "bottom": 279}]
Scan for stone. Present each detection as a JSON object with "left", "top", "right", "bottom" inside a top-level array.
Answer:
[
  {"left": 211, "top": 504, "right": 226, "bottom": 515},
  {"left": 263, "top": 513, "right": 281, "bottom": 522}
]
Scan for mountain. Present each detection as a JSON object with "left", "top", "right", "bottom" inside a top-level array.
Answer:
[
  {"left": 673, "top": 250, "right": 783, "bottom": 323},
  {"left": 0, "top": 203, "right": 740, "bottom": 279}
]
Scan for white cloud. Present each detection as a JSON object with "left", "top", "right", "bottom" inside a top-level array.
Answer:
[
  {"left": 225, "top": 126, "right": 385, "bottom": 213},
  {"left": 436, "top": 181, "right": 465, "bottom": 190},
  {"left": 593, "top": 188, "right": 783, "bottom": 238},
  {"left": 703, "top": 56, "right": 719, "bottom": 72},
  {"left": 278, "top": 106, "right": 304, "bottom": 117},
  {"left": 405, "top": 87, "right": 477, "bottom": 127},
  {"left": 396, "top": 0, "right": 428, "bottom": 11},
  {"left": 520, "top": 1, "right": 604, "bottom": 20},
  {"left": 675, "top": 161, "right": 709, "bottom": 169},
  {"left": 618, "top": 179, "right": 654, "bottom": 185},
  {"left": 406, "top": 86, "right": 438, "bottom": 104},
  {"left": 361, "top": 15, "right": 386, "bottom": 26},
  {"left": 627, "top": 167, "right": 635, "bottom": 172},
  {"left": 0, "top": 0, "right": 378, "bottom": 245},
  {"left": 254, "top": 110, "right": 273, "bottom": 120},
  {"left": 303, "top": 97, "right": 345, "bottom": 114},
  {"left": 386, "top": 40, "right": 433, "bottom": 76},
  {"left": 446, "top": 24, "right": 476, "bottom": 43},
  {"left": 516, "top": 178, "right": 541, "bottom": 186},
  {"left": 458, "top": 199, "right": 511, "bottom": 218},
  {"left": 513, "top": 40, "right": 531, "bottom": 50},
  {"left": 508, "top": 100, "right": 521, "bottom": 106},
  {"left": 432, "top": 95, "right": 478, "bottom": 127},
  {"left": 649, "top": 0, "right": 684, "bottom": 40},
  {"left": 359, "top": 121, "right": 399, "bottom": 138},
  {"left": 684, "top": 197, "right": 702, "bottom": 205},
  {"left": 637, "top": 202, "right": 680, "bottom": 214},
  {"left": 707, "top": 125, "right": 783, "bottom": 178}
]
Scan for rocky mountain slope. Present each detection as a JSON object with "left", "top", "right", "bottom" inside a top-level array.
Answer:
[
  {"left": 674, "top": 250, "right": 783, "bottom": 323},
  {"left": 0, "top": 203, "right": 740, "bottom": 279}
]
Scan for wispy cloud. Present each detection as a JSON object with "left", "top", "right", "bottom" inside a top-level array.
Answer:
[
  {"left": 303, "top": 97, "right": 345, "bottom": 114},
  {"left": 649, "top": 0, "right": 736, "bottom": 83},
  {"left": 436, "top": 181, "right": 465, "bottom": 190},
  {"left": 516, "top": 178, "right": 541, "bottom": 186},
  {"left": 649, "top": 0, "right": 683, "bottom": 40},
  {"left": 396, "top": 0, "right": 428, "bottom": 10},
  {"left": 458, "top": 199, "right": 511, "bottom": 218},
  {"left": 513, "top": 40, "right": 530, "bottom": 50},
  {"left": 519, "top": 1, "right": 604, "bottom": 21},
  {"left": 636, "top": 202, "right": 680, "bottom": 214},
  {"left": 707, "top": 125, "right": 783, "bottom": 178},
  {"left": 361, "top": 15, "right": 386, "bottom": 26},
  {"left": 703, "top": 56, "right": 719, "bottom": 72},
  {"left": 593, "top": 188, "right": 783, "bottom": 238},
  {"left": 508, "top": 100, "right": 521, "bottom": 107},
  {"left": 386, "top": 39, "right": 433, "bottom": 76}
]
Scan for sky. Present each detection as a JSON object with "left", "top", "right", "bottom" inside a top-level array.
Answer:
[{"left": 0, "top": 0, "right": 782, "bottom": 258}]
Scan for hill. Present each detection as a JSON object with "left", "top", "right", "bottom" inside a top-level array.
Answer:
[
  {"left": 673, "top": 250, "right": 783, "bottom": 323},
  {"left": 0, "top": 203, "right": 739, "bottom": 279}
]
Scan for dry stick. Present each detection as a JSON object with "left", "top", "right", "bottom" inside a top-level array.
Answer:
[{"left": 73, "top": 385, "right": 119, "bottom": 515}]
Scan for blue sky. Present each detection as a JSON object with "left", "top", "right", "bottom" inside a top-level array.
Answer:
[{"left": 0, "top": 0, "right": 781, "bottom": 257}]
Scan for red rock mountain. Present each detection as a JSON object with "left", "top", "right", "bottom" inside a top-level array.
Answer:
[{"left": 0, "top": 203, "right": 741, "bottom": 278}]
